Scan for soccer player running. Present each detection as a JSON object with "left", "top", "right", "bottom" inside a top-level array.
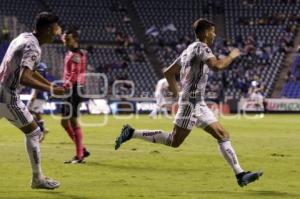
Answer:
[
  {"left": 61, "top": 28, "right": 90, "bottom": 164},
  {"left": 0, "top": 12, "right": 65, "bottom": 189},
  {"left": 149, "top": 77, "right": 169, "bottom": 118},
  {"left": 115, "top": 18, "right": 263, "bottom": 187},
  {"left": 27, "top": 62, "right": 50, "bottom": 142}
]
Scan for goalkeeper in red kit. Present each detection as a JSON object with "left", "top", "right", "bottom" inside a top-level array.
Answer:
[{"left": 61, "top": 27, "right": 90, "bottom": 163}]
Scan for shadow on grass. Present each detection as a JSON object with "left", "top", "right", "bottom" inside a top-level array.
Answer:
[
  {"left": 189, "top": 190, "right": 300, "bottom": 198},
  {"left": 246, "top": 190, "right": 300, "bottom": 197},
  {"left": 85, "top": 161, "right": 199, "bottom": 172},
  {"left": 37, "top": 191, "right": 92, "bottom": 199},
  {"left": 1, "top": 189, "right": 299, "bottom": 199},
  {"left": 0, "top": 190, "right": 92, "bottom": 199}
]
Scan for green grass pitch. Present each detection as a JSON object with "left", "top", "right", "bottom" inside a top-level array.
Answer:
[{"left": 0, "top": 114, "right": 299, "bottom": 199}]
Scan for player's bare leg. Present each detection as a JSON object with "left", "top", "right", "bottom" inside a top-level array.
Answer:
[
  {"left": 204, "top": 122, "right": 263, "bottom": 187},
  {"left": 20, "top": 121, "right": 60, "bottom": 189},
  {"left": 169, "top": 125, "right": 191, "bottom": 147}
]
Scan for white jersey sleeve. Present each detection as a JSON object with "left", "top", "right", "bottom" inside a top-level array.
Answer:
[
  {"left": 195, "top": 43, "right": 215, "bottom": 62},
  {"left": 203, "top": 47, "right": 215, "bottom": 61},
  {"left": 21, "top": 42, "right": 40, "bottom": 70}
]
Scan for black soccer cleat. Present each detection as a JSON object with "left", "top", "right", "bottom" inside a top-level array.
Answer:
[
  {"left": 64, "top": 156, "right": 85, "bottom": 164},
  {"left": 83, "top": 148, "right": 90, "bottom": 158},
  {"left": 115, "top": 124, "right": 135, "bottom": 150},
  {"left": 237, "top": 171, "right": 263, "bottom": 187}
]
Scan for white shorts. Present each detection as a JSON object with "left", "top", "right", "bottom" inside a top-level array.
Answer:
[
  {"left": 174, "top": 102, "right": 218, "bottom": 130},
  {"left": 249, "top": 93, "right": 264, "bottom": 104},
  {"left": 0, "top": 89, "right": 34, "bottom": 128},
  {"left": 27, "top": 99, "right": 46, "bottom": 114},
  {"left": 155, "top": 93, "right": 167, "bottom": 106},
  {"left": 156, "top": 97, "right": 167, "bottom": 107}
]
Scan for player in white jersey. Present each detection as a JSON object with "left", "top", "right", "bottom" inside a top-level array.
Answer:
[
  {"left": 0, "top": 12, "right": 65, "bottom": 190},
  {"left": 115, "top": 18, "right": 263, "bottom": 187},
  {"left": 248, "top": 79, "right": 265, "bottom": 111},
  {"left": 149, "top": 78, "right": 169, "bottom": 118}
]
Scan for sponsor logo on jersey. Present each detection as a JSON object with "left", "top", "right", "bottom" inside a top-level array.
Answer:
[{"left": 31, "top": 55, "right": 37, "bottom": 61}]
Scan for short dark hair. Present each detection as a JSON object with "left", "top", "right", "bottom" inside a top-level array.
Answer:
[
  {"left": 193, "top": 18, "right": 215, "bottom": 37},
  {"left": 35, "top": 12, "right": 59, "bottom": 31},
  {"left": 64, "top": 26, "right": 79, "bottom": 39}
]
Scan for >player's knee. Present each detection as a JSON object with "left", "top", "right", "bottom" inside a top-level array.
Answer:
[{"left": 219, "top": 129, "right": 230, "bottom": 140}]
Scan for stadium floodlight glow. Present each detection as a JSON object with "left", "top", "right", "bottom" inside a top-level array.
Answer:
[
  {"left": 79, "top": 73, "right": 108, "bottom": 99},
  {"left": 112, "top": 80, "right": 135, "bottom": 98}
]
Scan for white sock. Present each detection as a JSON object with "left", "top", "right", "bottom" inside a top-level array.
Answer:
[
  {"left": 218, "top": 140, "right": 244, "bottom": 175},
  {"left": 133, "top": 130, "right": 172, "bottom": 146},
  {"left": 25, "top": 127, "right": 43, "bottom": 179}
]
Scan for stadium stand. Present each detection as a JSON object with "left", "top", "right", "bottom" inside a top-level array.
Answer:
[
  {"left": 40, "top": 44, "right": 156, "bottom": 97},
  {"left": 281, "top": 53, "right": 300, "bottom": 98},
  {"left": 42, "top": 0, "right": 135, "bottom": 42},
  {"left": 132, "top": 0, "right": 213, "bottom": 44},
  {"left": 223, "top": 0, "right": 298, "bottom": 99},
  {"left": 132, "top": 0, "right": 299, "bottom": 100},
  {"left": 0, "top": 0, "right": 299, "bottom": 99},
  {"left": 0, "top": 0, "right": 41, "bottom": 37}
]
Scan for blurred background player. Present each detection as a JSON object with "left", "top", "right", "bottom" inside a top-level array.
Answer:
[
  {"left": 248, "top": 76, "right": 265, "bottom": 111},
  {"left": 115, "top": 18, "right": 263, "bottom": 187},
  {"left": 27, "top": 62, "right": 50, "bottom": 142},
  {"left": 149, "top": 76, "right": 169, "bottom": 118},
  {"left": 61, "top": 27, "right": 90, "bottom": 164},
  {"left": 0, "top": 12, "right": 65, "bottom": 189}
]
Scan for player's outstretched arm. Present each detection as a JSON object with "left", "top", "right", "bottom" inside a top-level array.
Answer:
[
  {"left": 20, "top": 67, "right": 65, "bottom": 95},
  {"left": 206, "top": 48, "right": 240, "bottom": 70},
  {"left": 32, "top": 70, "right": 51, "bottom": 87},
  {"left": 163, "top": 60, "right": 181, "bottom": 98}
]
